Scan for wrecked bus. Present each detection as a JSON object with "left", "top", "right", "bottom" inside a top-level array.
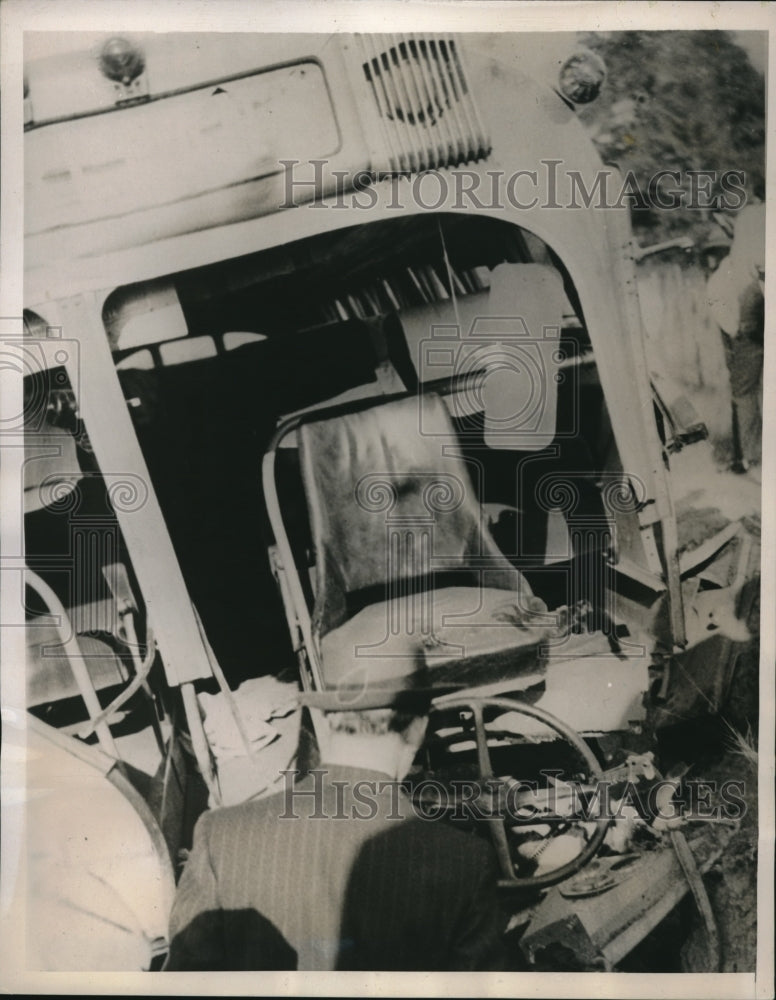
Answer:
[{"left": 10, "top": 31, "right": 759, "bottom": 970}]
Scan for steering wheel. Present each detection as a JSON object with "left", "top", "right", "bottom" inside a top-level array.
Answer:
[{"left": 425, "top": 695, "right": 610, "bottom": 891}]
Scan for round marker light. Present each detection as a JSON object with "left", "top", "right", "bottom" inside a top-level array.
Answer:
[
  {"left": 558, "top": 48, "right": 607, "bottom": 105},
  {"left": 99, "top": 37, "right": 145, "bottom": 86}
]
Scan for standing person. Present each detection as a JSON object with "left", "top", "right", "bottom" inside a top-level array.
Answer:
[
  {"left": 165, "top": 655, "right": 507, "bottom": 971},
  {"left": 707, "top": 202, "right": 765, "bottom": 475}
]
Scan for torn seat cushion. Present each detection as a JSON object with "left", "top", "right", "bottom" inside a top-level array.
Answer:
[{"left": 319, "top": 586, "right": 548, "bottom": 690}]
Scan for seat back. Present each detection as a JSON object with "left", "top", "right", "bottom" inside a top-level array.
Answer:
[{"left": 298, "top": 393, "right": 524, "bottom": 638}]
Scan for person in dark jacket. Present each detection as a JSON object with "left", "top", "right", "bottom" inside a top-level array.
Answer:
[{"left": 165, "top": 658, "right": 506, "bottom": 971}]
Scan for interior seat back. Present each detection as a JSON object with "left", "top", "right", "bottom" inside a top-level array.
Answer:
[{"left": 298, "top": 392, "right": 532, "bottom": 640}]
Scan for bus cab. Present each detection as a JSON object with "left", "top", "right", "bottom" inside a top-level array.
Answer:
[{"left": 11, "top": 31, "right": 758, "bottom": 971}]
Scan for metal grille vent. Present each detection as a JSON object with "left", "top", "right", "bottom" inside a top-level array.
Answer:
[{"left": 359, "top": 35, "right": 490, "bottom": 174}]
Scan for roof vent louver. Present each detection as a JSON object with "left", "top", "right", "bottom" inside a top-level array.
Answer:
[{"left": 359, "top": 34, "right": 490, "bottom": 175}]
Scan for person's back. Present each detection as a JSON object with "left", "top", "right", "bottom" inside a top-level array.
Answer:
[
  {"left": 166, "top": 763, "right": 504, "bottom": 970},
  {"left": 336, "top": 799, "right": 506, "bottom": 971}
]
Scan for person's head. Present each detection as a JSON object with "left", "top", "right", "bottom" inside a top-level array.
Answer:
[
  {"left": 299, "top": 640, "right": 458, "bottom": 779},
  {"left": 321, "top": 701, "right": 430, "bottom": 780}
]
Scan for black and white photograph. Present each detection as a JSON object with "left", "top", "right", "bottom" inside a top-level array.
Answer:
[{"left": 0, "top": 2, "right": 773, "bottom": 995}]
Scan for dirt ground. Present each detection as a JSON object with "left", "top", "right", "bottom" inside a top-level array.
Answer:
[{"left": 680, "top": 750, "right": 759, "bottom": 972}]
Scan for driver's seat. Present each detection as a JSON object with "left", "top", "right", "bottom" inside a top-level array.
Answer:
[{"left": 293, "top": 391, "right": 551, "bottom": 692}]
